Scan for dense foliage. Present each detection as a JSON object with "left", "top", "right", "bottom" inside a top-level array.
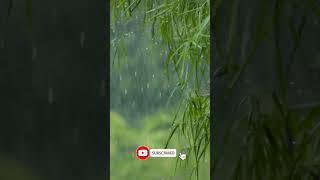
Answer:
[
  {"left": 213, "top": 0, "right": 320, "bottom": 179},
  {"left": 111, "top": 0, "right": 210, "bottom": 179}
]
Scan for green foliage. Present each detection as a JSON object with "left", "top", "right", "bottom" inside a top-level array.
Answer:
[
  {"left": 110, "top": 111, "right": 210, "bottom": 180},
  {"left": 213, "top": 0, "right": 320, "bottom": 179},
  {"left": 111, "top": 0, "right": 210, "bottom": 88},
  {"left": 166, "top": 91, "right": 210, "bottom": 179},
  {"left": 226, "top": 94, "right": 320, "bottom": 179},
  {"left": 111, "top": 1, "right": 210, "bottom": 178}
]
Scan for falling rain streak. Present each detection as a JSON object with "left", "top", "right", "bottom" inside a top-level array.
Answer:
[{"left": 48, "top": 87, "right": 54, "bottom": 104}]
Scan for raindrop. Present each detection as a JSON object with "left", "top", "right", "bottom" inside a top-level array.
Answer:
[
  {"left": 120, "top": 75, "right": 122, "bottom": 81},
  {"left": 296, "top": 89, "right": 303, "bottom": 94},
  {"left": 289, "top": 81, "right": 295, "bottom": 85},
  {"left": 160, "top": 92, "right": 162, "bottom": 97},
  {"left": 52, "top": 4, "right": 57, "bottom": 18},
  {"left": 134, "top": 71, "right": 137, "bottom": 77},
  {"left": 73, "top": 128, "right": 79, "bottom": 144},
  {"left": 152, "top": 74, "right": 155, "bottom": 78},
  {"left": 32, "top": 46, "right": 37, "bottom": 60},
  {"left": 80, "top": 32, "right": 85, "bottom": 48},
  {"left": 313, "top": 71, "right": 319, "bottom": 80},
  {"left": 124, "top": 88, "right": 127, "bottom": 95},
  {"left": 141, "top": 87, "right": 144, "bottom": 92},
  {"left": 1, "top": 40, "right": 4, "bottom": 48},
  {"left": 48, "top": 87, "right": 54, "bottom": 104},
  {"left": 100, "top": 80, "right": 106, "bottom": 97},
  {"left": 147, "top": 83, "right": 150, "bottom": 89},
  {"left": 110, "top": 39, "right": 115, "bottom": 47},
  {"left": 146, "top": 47, "right": 149, "bottom": 50}
]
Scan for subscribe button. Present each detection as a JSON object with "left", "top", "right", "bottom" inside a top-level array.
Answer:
[
  {"left": 150, "top": 149, "right": 176, "bottom": 157},
  {"left": 136, "top": 146, "right": 176, "bottom": 160}
]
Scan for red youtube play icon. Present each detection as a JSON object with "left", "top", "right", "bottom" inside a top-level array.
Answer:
[{"left": 136, "top": 146, "right": 150, "bottom": 160}]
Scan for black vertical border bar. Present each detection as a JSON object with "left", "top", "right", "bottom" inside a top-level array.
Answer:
[
  {"left": 87, "top": 0, "right": 110, "bottom": 177},
  {"left": 94, "top": 0, "right": 110, "bottom": 177}
]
